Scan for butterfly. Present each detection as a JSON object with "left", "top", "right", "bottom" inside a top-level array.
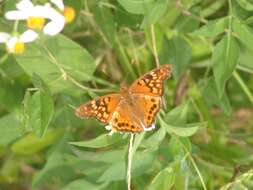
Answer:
[{"left": 75, "top": 64, "right": 172, "bottom": 134}]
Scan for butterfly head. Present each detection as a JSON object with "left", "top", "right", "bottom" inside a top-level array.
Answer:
[{"left": 120, "top": 85, "right": 128, "bottom": 93}]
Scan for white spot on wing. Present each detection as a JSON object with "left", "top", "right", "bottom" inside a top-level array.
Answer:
[{"left": 144, "top": 123, "right": 155, "bottom": 131}]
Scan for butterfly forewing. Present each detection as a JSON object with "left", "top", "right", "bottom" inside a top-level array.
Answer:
[
  {"left": 129, "top": 64, "right": 172, "bottom": 96},
  {"left": 75, "top": 94, "right": 120, "bottom": 124}
]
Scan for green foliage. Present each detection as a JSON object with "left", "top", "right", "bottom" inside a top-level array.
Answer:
[{"left": 0, "top": 0, "right": 253, "bottom": 190}]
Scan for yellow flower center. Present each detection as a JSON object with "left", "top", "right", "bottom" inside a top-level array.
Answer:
[
  {"left": 63, "top": 6, "right": 75, "bottom": 23},
  {"left": 27, "top": 17, "right": 45, "bottom": 30},
  {"left": 7, "top": 41, "right": 25, "bottom": 54},
  {"left": 14, "top": 41, "right": 25, "bottom": 54}
]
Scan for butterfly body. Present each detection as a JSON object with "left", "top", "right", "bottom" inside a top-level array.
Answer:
[{"left": 76, "top": 64, "right": 172, "bottom": 134}]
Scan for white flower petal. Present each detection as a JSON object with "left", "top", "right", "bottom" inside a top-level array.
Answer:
[
  {"left": 0, "top": 32, "right": 10, "bottom": 43},
  {"left": 50, "top": 0, "right": 64, "bottom": 11},
  {"left": 7, "top": 37, "right": 18, "bottom": 52},
  {"left": 43, "top": 18, "right": 65, "bottom": 36},
  {"left": 32, "top": 5, "right": 61, "bottom": 19},
  {"left": 17, "top": 0, "right": 34, "bottom": 10},
  {"left": 20, "top": 30, "right": 38, "bottom": 43},
  {"left": 5, "top": 10, "right": 28, "bottom": 20}
]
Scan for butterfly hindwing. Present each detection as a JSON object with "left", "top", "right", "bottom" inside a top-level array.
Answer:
[
  {"left": 75, "top": 94, "right": 120, "bottom": 124},
  {"left": 129, "top": 64, "right": 172, "bottom": 96},
  {"left": 109, "top": 105, "right": 143, "bottom": 133},
  {"left": 132, "top": 94, "right": 161, "bottom": 129}
]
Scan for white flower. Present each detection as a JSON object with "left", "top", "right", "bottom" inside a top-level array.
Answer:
[
  {"left": 0, "top": 30, "right": 38, "bottom": 54},
  {"left": 5, "top": 0, "right": 65, "bottom": 36},
  {"left": 50, "top": 0, "right": 64, "bottom": 11},
  {"left": 49, "top": 0, "right": 75, "bottom": 23}
]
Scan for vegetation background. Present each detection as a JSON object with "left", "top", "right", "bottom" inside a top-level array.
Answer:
[{"left": 0, "top": 0, "right": 253, "bottom": 189}]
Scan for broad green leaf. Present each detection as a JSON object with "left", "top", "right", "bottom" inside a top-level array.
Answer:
[
  {"left": 98, "top": 150, "right": 156, "bottom": 182},
  {"left": 174, "top": 7, "right": 200, "bottom": 33},
  {"left": 15, "top": 35, "right": 96, "bottom": 93},
  {"left": 148, "top": 167, "right": 175, "bottom": 190},
  {"left": 212, "top": 35, "right": 239, "bottom": 97},
  {"left": 142, "top": 127, "right": 166, "bottom": 148},
  {"left": 141, "top": 0, "right": 169, "bottom": 28},
  {"left": 22, "top": 87, "right": 54, "bottom": 137},
  {"left": 72, "top": 149, "right": 124, "bottom": 163},
  {"left": 165, "top": 101, "right": 190, "bottom": 124},
  {"left": 161, "top": 120, "right": 205, "bottom": 137},
  {"left": 201, "top": 78, "right": 231, "bottom": 115},
  {"left": 0, "top": 114, "right": 20, "bottom": 146},
  {"left": 62, "top": 179, "right": 107, "bottom": 190},
  {"left": 117, "top": 0, "right": 154, "bottom": 14},
  {"left": 11, "top": 128, "right": 64, "bottom": 155},
  {"left": 32, "top": 74, "right": 54, "bottom": 136},
  {"left": 161, "top": 102, "right": 204, "bottom": 137},
  {"left": 167, "top": 36, "right": 192, "bottom": 79},
  {"left": 232, "top": 18, "right": 253, "bottom": 51},
  {"left": 0, "top": 79, "right": 24, "bottom": 112},
  {"left": 236, "top": 0, "right": 253, "bottom": 11},
  {"left": 32, "top": 134, "right": 74, "bottom": 188},
  {"left": 169, "top": 136, "right": 191, "bottom": 159},
  {"left": 69, "top": 133, "right": 122, "bottom": 148},
  {"left": 192, "top": 17, "right": 228, "bottom": 37}
]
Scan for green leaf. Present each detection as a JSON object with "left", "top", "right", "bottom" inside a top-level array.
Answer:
[
  {"left": 169, "top": 136, "right": 192, "bottom": 158},
  {"left": 15, "top": 35, "right": 96, "bottom": 93},
  {"left": 201, "top": 78, "right": 231, "bottom": 115},
  {"left": 212, "top": 35, "right": 240, "bottom": 97},
  {"left": 161, "top": 121, "right": 206, "bottom": 137},
  {"left": 0, "top": 114, "right": 21, "bottom": 146},
  {"left": 32, "top": 74, "right": 54, "bottom": 136},
  {"left": 232, "top": 18, "right": 253, "bottom": 51},
  {"left": 236, "top": 0, "right": 253, "bottom": 11},
  {"left": 98, "top": 150, "right": 156, "bottom": 182},
  {"left": 165, "top": 101, "right": 190, "bottom": 124},
  {"left": 148, "top": 167, "right": 175, "bottom": 190},
  {"left": 32, "top": 134, "right": 74, "bottom": 188},
  {"left": 72, "top": 149, "right": 124, "bottom": 163},
  {"left": 192, "top": 17, "right": 228, "bottom": 37},
  {"left": 22, "top": 85, "right": 54, "bottom": 137},
  {"left": 141, "top": 0, "right": 169, "bottom": 28},
  {"left": 0, "top": 79, "right": 24, "bottom": 112},
  {"left": 161, "top": 102, "right": 205, "bottom": 137},
  {"left": 32, "top": 73, "right": 50, "bottom": 92},
  {"left": 166, "top": 36, "right": 192, "bottom": 79},
  {"left": 62, "top": 179, "right": 107, "bottom": 190},
  {"left": 11, "top": 128, "right": 64, "bottom": 155},
  {"left": 142, "top": 127, "right": 166, "bottom": 149},
  {"left": 69, "top": 133, "right": 122, "bottom": 148},
  {"left": 117, "top": 0, "right": 154, "bottom": 14}
]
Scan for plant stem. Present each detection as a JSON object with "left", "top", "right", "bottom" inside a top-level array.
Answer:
[
  {"left": 150, "top": 24, "right": 159, "bottom": 67},
  {"left": 127, "top": 134, "right": 135, "bottom": 190},
  {"left": 233, "top": 71, "right": 253, "bottom": 105}
]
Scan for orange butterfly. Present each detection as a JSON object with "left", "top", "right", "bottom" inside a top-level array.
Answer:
[{"left": 75, "top": 64, "right": 172, "bottom": 134}]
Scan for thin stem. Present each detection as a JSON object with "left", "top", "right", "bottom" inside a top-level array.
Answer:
[
  {"left": 0, "top": 53, "right": 8, "bottom": 64},
  {"left": 127, "top": 134, "right": 135, "bottom": 190},
  {"left": 176, "top": 137, "right": 208, "bottom": 190},
  {"left": 233, "top": 71, "right": 253, "bottom": 104},
  {"left": 42, "top": 44, "right": 114, "bottom": 93},
  {"left": 150, "top": 24, "right": 159, "bottom": 67}
]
